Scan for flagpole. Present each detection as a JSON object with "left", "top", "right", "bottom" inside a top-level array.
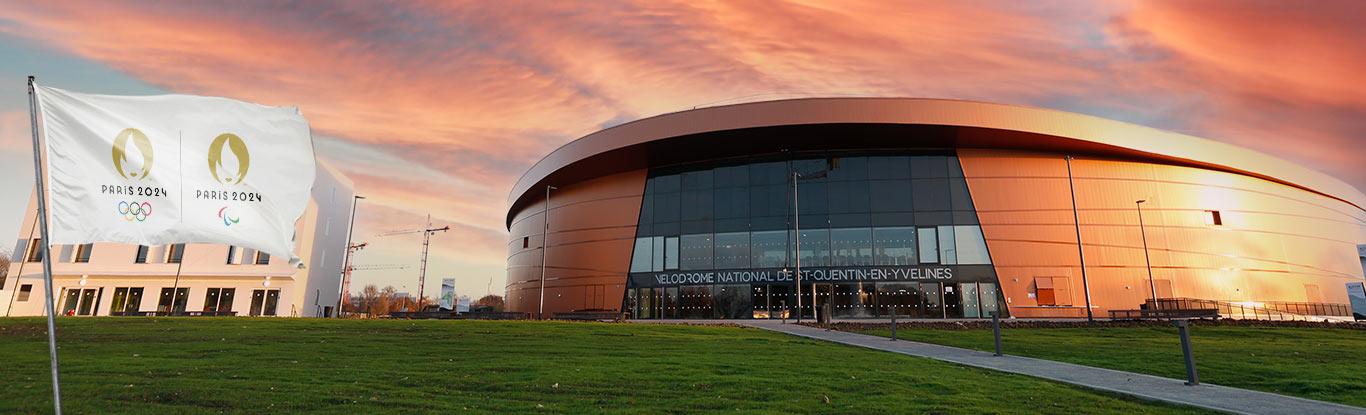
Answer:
[{"left": 28, "top": 76, "right": 64, "bottom": 415}]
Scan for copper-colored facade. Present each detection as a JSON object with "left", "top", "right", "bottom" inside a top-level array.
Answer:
[{"left": 506, "top": 98, "right": 1366, "bottom": 319}]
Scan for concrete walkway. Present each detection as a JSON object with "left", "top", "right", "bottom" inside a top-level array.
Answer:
[{"left": 733, "top": 320, "right": 1365, "bottom": 415}]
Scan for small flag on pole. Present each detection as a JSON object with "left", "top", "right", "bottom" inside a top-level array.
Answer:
[{"left": 33, "top": 84, "right": 316, "bottom": 266}]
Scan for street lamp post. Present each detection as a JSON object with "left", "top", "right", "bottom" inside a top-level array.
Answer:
[
  {"left": 336, "top": 195, "right": 364, "bottom": 317},
  {"left": 1135, "top": 199, "right": 1158, "bottom": 306},
  {"left": 538, "top": 185, "right": 557, "bottom": 320}
]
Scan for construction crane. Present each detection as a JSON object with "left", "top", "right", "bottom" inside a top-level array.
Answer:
[
  {"left": 339, "top": 242, "right": 368, "bottom": 310},
  {"left": 348, "top": 264, "right": 411, "bottom": 271},
  {"left": 377, "top": 215, "right": 449, "bottom": 311}
]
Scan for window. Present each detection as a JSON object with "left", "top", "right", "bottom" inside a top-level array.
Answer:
[
  {"left": 522, "top": 237, "right": 529, "bottom": 249},
  {"left": 937, "top": 225, "right": 957, "bottom": 264},
  {"left": 251, "top": 289, "right": 280, "bottom": 316},
  {"left": 74, "top": 243, "right": 93, "bottom": 263},
  {"left": 713, "top": 232, "right": 750, "bottom": 269},
  {"left": 26, "top": 239, "right": 43, "bottom": 262},
  {"left": 795, "top": 228, "right": 830, "bottom": 267},
  {"left": 135, "top": 245, "right": 149, "bottom": 263},
  {"left": 663, "top": 237, "right": 678, "bottom": 270},
  {"left": 18, "top": 284, "right": 33, "bottom": 302},
  {"left": 203, "top": 288, "right": 236, "bottom": 313},
  {"left": 918, "top": 227, "right": 939, "bottom": 264},
  {"left": 873, "top": 227, "right": 916, "bottom": 265},
  {"left": 1205, "top": 210, "right": 1223, "bottom": 226},
  {"left": 630, "top": 237, "right": 653, "bottom": 273},
  {"left": 829, "top": 228, "right": 872, "bottom": 266},
  {"left": 952, "top": 225, "right": 991, "bottom": 265},
  {"left": 158, "top": 287, "right": 189, "bottom": 314},
  {"left": 255, "top": 251, "right": 270, "bottom": 265},
  {"left": 226, "top": 246, "right": 237, "bottom": 265},
  {"left": 167, "top": 244, "right": 185, "bottom": 264},
  {"left": 750, "top": 230, "right": 789, "bottom": 268},
  {"left": 110, "top": 287, "right": 144, "bottom": 315},
  {"left": 679, "top": 234, "right": 713, "bottom": 270}
]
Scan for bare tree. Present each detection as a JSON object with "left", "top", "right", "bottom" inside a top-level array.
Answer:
[{"left": 0, "top": 247, "right": 10, "bottom": 287}]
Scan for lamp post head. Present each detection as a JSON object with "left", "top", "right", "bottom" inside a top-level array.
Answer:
[
  {"left": 1136, "top": 199, "right": 1147, "bottom": 204},
  {"left": 355, "top": 195, "right": 366, "bottom": 200}
]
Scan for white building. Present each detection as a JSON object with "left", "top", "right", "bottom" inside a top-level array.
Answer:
[{"left": 1, "top": 162, "right": 354, "bottom": 318}]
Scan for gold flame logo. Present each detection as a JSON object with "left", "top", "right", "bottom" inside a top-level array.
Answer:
[
  {"left": 208, "top": 133, "right": 250, "bottom": 185},
  {"left": 111, "top": 128, "right": 153, "bottom": 180}
]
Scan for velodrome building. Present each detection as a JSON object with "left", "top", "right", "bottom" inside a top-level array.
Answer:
[
  {"left": 2, "top": 162, "right": 354, "bottom": 318},
  {"left": 505, "top": 98, "right": 1366, "bottom": 320}
]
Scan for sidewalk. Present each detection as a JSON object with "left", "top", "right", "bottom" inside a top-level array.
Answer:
[{"left": 735, "top": 320, "right": 1365, "bottom": 415}]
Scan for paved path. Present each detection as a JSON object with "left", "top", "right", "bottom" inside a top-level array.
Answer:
[{"left": 733, "top": 320, "right": 1365, "bottom": 415}]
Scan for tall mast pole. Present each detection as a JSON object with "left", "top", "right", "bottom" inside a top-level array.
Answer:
[{"left": 28, "top": 76, "right": 64, "bottom": 415}]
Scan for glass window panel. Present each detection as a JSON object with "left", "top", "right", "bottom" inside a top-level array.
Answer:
[
  {"left": 868, "top": 156, "right": 910, "bottom": 179},
  {"left": 653, "top": 192, "right": 680, "bottom": 223},
  {"left": 869, "top": 180, "right": 912, "bottom": 212},
  {"left": 749, "top": 161, "right": 788, "bottom": 185},
  {"left": 681, "top": 170, "right": 713, "bottom": 190},
  {"left": 637, "top": 191, "right": 654, "bottom": 234},
  {"left": 792, "top": 159, "right": 828, "bottom": 176},
  {"left": 111, "top": 288, "right": 129, "bottom": 314},
  {"left": 630, "top": 237, "right": 653, "bottom": 273},
  {"left": 949, "top": 177, "right": 974, "bottom": 211},
  {"left": 679, "top": 234, "right": 713, "bottom": 270},
  {"left": 652, "top": 236, "right": 665, "bottom": 272},
  {"left": 871, "top": 212, "right": 916, "bottom": 227},
  {"left": 204, "top": 288, "right": 221, "bottom": 312},
  {"left": 916, "top": 211, "right": 953, "bottom": 227},
  {"left": 911, "top": 156, "right": 950, "bottom": 178},
  {"left": 829, "top": 228, "right": 873, "bottom": 266},
  {"left": 796, "top": 181, "right": 827, "bottom": 215},
  {"left": 795, "top": 228, "right": 830, "bottom": 267},
  {"left": 828, "top": 213, "right": 871, "bottom": 228},
  {"left": 126, "top": 288, "right": 142, "bottom": 313},
  {"left": 873, "top": 227, "right": 917, "bottom": 265},
  {"left": 714, "top": 165, "right": 749, "bottom": 187},
  {"left": 713, "top": 284, "right": 751, "bottom": 319},
  {"left": 948, "top": 156, "right": 965, "bottom": 177},
  {"left": 713, "top": 232, "right": 750, "bottom": 269},
  {"left": 953, "top": 225, "right": 991, "bottom": 265},
  {"left": 937, "top": 225, "right": 957, "bottom": 265},
  {"left": 962, "top": 283, "right": 981, "bottom": 318},
  {"left": 750, "top": 230, "right": 789, "bottom": 268},
  {"left": 664, "top": 236, "right": 679, "bottom": 270},
  {"left": 714, "top": 187, "right": 750, "bottom": 219},
  {"left": 826, "top": 157, "right": 868, "bottom": 181},
  {"left": 750, "top": 185, "right": 788, "bottom": 218},
  {"left": 912, "top": 179, "right": 951, "bottom": 211},
  {"left": 827, "top": 180, "right": 870, "bottom": 214},
  {"left": 877, "top": 283, "right": 920, "bottom": 317},
  {"left": 833, "top": 283, "right": 875, "bottom": 318},
  {"left": 918, "top": 227, "right": 939, "bottom": 264},
  {"left": 680, "top": 190, "right": 713, "bottom": 222},
  {"left": 980, "top": 283, "right": 1000, "bottom": 316},
  {"left": 653, "top": 174, "right": 681, "bottom": 193}
]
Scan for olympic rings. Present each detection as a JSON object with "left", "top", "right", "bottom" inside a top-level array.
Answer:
[{"left": 117, "top": 201, "right": 153, "bottom": 222}]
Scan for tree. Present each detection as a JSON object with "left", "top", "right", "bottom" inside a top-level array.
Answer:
[
  {"left": 0, "top": 248, "right": 10, "bottom": 286},
  {"left": 474, "top": 294, "right": 505, "bottom": 311}
]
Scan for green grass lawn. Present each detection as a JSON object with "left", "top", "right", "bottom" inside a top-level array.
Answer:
[
  {"left": 847, "top": 323, "right": 1366, "bottom": 408},
  {"left": 0, "top": 318, "right": 1212, "bottom": 414}
]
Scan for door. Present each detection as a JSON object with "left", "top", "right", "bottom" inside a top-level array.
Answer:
[
  {"left": 979, "top": 283, "right": 1001, "bottom": 318},
  {"left": 250, "top": 289, "right": 266, "bottom": 316},
  {"left": 961, "top": 283, "right": 981, "bottom": 318},
  {"left": 812, "top": 283, "right": 834, "bottom": 320},
  {"left": 943, "top": 283, "right": 963, "bottom": 318},
  {"left": 920, "top": 282, "right": 943, "bottom": 318}
]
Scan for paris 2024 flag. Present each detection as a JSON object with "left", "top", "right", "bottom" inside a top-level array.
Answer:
[{"left": 34, "top": 84, "right": 316, "bottom": 266}]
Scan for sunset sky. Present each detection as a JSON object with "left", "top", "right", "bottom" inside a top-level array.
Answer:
[{"left": 0, "top": 1, "right": 1362, "bottom": 299}]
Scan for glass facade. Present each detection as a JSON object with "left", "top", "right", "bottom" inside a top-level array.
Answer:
[{"left": 626, "top": 154, "right": 1003, "bottom": 319}]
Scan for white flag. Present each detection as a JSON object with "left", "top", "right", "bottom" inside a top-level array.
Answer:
[{"left": 35, "top": 84, "right": 316, "bottom": 266}]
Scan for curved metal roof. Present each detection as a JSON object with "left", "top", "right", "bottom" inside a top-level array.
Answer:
[{"left": 509, "top": 98, "right": 1365, "bottom": 222}]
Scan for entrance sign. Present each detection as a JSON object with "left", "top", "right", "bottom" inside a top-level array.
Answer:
[{"left": 34, "top": 84, "right": 316, "bottom": 265}]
